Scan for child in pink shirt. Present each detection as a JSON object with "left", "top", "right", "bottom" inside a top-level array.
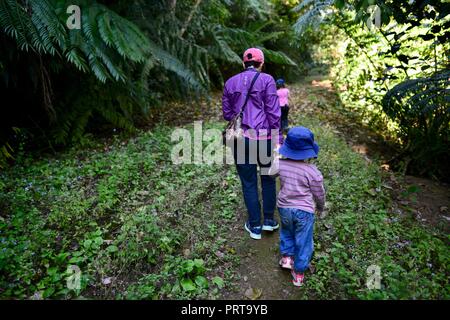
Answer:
[
  {"left": 269, "top": 126, "right": 325, "bottom": 287},
  {"left": 276, "top": 78, "right": 290, "bottom": 133}
]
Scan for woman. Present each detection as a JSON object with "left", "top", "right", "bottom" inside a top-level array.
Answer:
[{"left": 222, "top": 48, "right": 282, "bottom": 240}]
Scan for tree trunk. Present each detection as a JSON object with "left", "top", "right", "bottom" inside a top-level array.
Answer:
[{"left": 179, "top": 0, "right": 202, "bottom": 38}]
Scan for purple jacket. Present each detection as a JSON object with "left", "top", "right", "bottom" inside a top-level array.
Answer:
[{"left": 222, "top": 68, "right": 282, "bottom": 144}]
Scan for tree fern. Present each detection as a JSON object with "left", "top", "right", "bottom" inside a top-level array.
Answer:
[
  {"left": 381, "top": 70, "right": 450, "bottom": 177},
  {"left": 1, "top": 0, "right": 304, "bottom": 162},
  {"left": 241, "top": 0, "right": 272, "bottom": 19}
]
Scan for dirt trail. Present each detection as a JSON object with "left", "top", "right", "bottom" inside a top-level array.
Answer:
[
  {"left": 223, "top": 211, "right": 303, "bottom": 300},
  {"left": 222, "top": 78, "right": 450, "bottom": 300}
]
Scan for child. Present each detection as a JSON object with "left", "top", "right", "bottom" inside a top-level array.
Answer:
[
  {"left": 269, "top": 126, "right": 325, "bottom": 286},
  {"left": 276, "top": 78, "right": 290, "bottom": 133}
]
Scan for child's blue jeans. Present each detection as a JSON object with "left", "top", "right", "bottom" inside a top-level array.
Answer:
[{"left": 278, "top": 207, "right": 315, "bottom": 273}]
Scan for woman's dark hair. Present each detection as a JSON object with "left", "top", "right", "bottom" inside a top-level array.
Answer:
[{"left": 244, "top": 60, "right": 262, "bottom": 69}]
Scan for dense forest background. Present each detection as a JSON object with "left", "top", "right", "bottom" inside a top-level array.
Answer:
[{"left": 1, "top": 0, "right": 449, "bottom": 180}]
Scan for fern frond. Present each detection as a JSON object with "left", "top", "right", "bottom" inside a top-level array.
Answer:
[
  {"left": 30, "top": 0, "right": 65, "bottom": 54},
  {"left": 208, "top": 25, "right": 242, "bottom": 65},
  {"left": 0, "top": 0, "right": 33, "bottom": 51},
  {"left": 96, "top": 102, "right": 135, "bottom": 133},
  {"left": 97, "top": 8, "right": 149, "bottom": 63},
  {"left": 260, "top": 47, "right": 297, "bottom": 66},
  {"left": 148, "top": 39, "right": 205, "bottom": 91}
]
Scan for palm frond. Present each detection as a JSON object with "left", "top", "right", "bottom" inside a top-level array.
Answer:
[{"left": 260, "top": 47, "right": 297, "bottom": 66}]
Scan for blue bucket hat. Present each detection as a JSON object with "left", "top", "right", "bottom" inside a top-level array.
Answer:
[
  {"left": 276, "top": 78, "right": 285, "bottom": 86},
  {"left": 278, "top": 126, "right": 320, "bottom": 160}
]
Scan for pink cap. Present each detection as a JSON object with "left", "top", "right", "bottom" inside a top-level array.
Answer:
[{"left": 243, "top": 48, "right": 264, "bottom": 63}]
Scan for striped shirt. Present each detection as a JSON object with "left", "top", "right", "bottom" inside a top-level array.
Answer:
[{"left": 269, "top": 157, "right": 325, "bottom": 214}]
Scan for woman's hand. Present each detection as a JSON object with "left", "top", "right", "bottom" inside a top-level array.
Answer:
[
  {"left": 273, "top": 144, "right": 281, "bottom": 159},
  {"left": 274, "top": 143, "right": 281, "bottom": 152}
]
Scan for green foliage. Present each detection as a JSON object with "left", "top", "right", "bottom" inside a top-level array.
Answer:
[
  {"left": 293, "top": 0, "right": 336, "bottom": 35},
  {"left": 0, "top": 122, "right": 240, "bottom": 299},
  {"left": 294, "top": 0, "right": 450, "bottom": 180},
  {"left": 1, "top": 87, "right": 449, "bottom": 299},
  {"left": 176, "top": 258, "right": 208, "bottom": 292},
  {"left": 382, "top": 70, "right": 450, "bottom": 178},
  {"left": 0, "top": 0, "right": 149, "bottom": 81},
  {"left": 0, "top": 0, "right": 301, "bottom": 166},
  {"left": 130, "top": 0, "right": 297, "bottom": 94},
  {"left": 293, "top": 112, "right": 449, "bottom": 299}
]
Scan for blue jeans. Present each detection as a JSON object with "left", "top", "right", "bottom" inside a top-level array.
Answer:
[
  {"left": 278, "top": 207, "right": 315, "bottom": 273},
  {"left": 233, "top": 137, "right": 276, "bottom": 228}
]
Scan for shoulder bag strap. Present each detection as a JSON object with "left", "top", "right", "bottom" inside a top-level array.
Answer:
[{"left": 239, "top": 71, "right": 260, "bottom": 117}]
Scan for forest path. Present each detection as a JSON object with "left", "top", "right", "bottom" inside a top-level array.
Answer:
[{"left": 221, "top": 78, "right": 450, "bottom": 300}]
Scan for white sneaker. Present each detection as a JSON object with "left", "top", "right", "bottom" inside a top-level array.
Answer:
[{"left": 244, "top": 222, "right": 262, "bottom": 240}]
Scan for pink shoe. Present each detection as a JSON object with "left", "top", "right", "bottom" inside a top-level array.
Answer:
[
  {"left": 279, "top": 256, "right": 294, "bottom": 270},
  {"left": 291, "top": 270, "right": 304, "bottom": 287}
]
